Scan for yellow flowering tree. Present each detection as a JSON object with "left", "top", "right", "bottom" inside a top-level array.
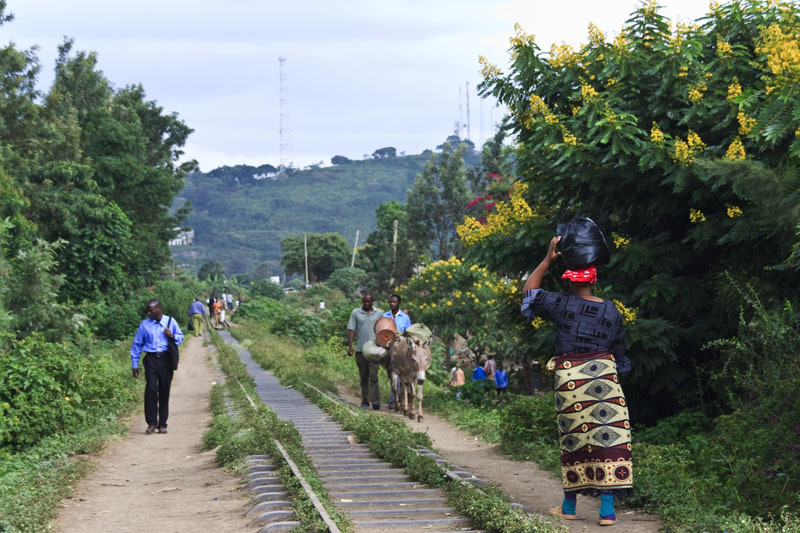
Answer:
[
  {"left": 399, "top": 257, "right": 524, "bottom": 366},
  {"left": 472, "top": 1, "right": 800, "bottom": 410}
]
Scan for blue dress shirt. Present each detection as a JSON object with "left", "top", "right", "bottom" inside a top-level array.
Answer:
[
  {"left": 189, "top": 301, "right": 206, "bottom": 316},
  {"left": 473, "top": 366, "right": 486, "bottom": 381},
  {"left": 382, "top": 310, "right": 411, "bottom": 332},
  {"left": 495, "top": 369, "right": 508, "bottom": 389},
  {"left": 130, "top": 315, "right": 184, "bottom": 369}
]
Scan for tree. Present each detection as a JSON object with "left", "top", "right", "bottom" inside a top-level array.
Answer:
[
  {"left": 251, "top": 279, "right": 284, "bottom": 300},
  {"left": 361, "top": 201, "right": 420, "bottom": 291},
  {"left": 25, "top": 162, "right": 133, "bottom": 301},
  {"left": 47, "top": 40, "right": 196, "bottom": 287},
  {"left": 280, "top": 233, "right": 350, "bottom": 282},
  {"left": 197, "top": 261, "right": 225, "bottom": 282},
  {"left": 252, "top": 261, "right": 272, "bottom": 281},
  {"left": 372, "top": 146, "right": 396, "bottom": 159},
  {"left": 326, "top": 267, "right": 367, "bottom": 296},
  {"left": 468, "top": 1, "right": 800, "bottom": 417},
  {"left": 407, "top": 143, "right": 471, "bottom": 260},
  {"left": 331, "top": 155, "right": 352, "bottom": 165}
]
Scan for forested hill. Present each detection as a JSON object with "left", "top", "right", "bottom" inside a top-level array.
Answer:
[{"left": 173, "top": 152, "right": 446, "bottom": 276}]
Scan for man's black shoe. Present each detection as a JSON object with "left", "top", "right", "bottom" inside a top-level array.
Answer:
[{"left": 372, "top": 403, "right": 381, "bottom": 410}]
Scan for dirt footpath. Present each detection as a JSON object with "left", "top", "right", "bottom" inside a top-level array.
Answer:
[
  {"left": 56, "top": 335, "right": 250, "bottom": 533},
  {"left": 338, "top": 386, "right": 661, "bottom": 533}
]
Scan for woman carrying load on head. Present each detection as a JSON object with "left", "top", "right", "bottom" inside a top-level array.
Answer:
[{"left": 521, "top": 236, "right": 632, "bottom": 527}]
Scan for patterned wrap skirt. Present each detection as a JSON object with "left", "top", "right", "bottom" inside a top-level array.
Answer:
[{"left": 548, "top": 351, "right": 633, "bottom": 494}]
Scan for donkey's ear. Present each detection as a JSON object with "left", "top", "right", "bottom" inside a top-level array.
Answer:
[{"left": 424, "top": 338, "right": 433, "bottom": 349}]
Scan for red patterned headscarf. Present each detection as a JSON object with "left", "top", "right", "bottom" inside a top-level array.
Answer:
[{"left": 561, "top": 265, "right": 597, "bottom": 284}]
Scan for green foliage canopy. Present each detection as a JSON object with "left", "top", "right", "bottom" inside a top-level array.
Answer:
[
  {"left": 467, "top": 0, "right": 800, "bottom": 415},
  {"left": 281, "top": 232, "right": 350, "bottom": 282}
]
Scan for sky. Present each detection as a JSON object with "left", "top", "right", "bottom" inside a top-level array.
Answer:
[{"left": 3, "top": 1, "right": 709, "bottom": 172}]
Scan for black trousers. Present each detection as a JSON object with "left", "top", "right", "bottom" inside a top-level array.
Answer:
[{"left": 143, "top": 352, "right": 174, "bottom": 428}]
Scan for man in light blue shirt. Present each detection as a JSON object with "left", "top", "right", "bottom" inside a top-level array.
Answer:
[
  {"left": 189, "top": 297, "right": 206, "bottom": 337},
  {"left": 383, "top": 294, "right": 411, "bottom": 409},
  {"left": 131, "top": 299, "right": 184, "bottom": 434}
]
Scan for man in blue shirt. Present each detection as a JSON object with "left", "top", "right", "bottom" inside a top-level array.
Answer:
[
  {"left": 131, "top": 299, "right": 184, "bottom": 434},
  {"left": 189, "top": 297, "right": 206, "bottom": 337},
  {"left": 383, "top": 294, "right": 411, "bottom": 409}
]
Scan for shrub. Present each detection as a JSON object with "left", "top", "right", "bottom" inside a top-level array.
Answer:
[
  {"left": 498, "top": 394, "right": 558, "bottom": 452},
  {"left": 326, "top": 267, "right": 367, "bottom": 296},
  {"left": 251, "top": 279, "right": 284, "bottom": 300}
]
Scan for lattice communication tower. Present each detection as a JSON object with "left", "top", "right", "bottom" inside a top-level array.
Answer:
[{"left": 279, "top": 56, "right": 293, "bottom": 170}]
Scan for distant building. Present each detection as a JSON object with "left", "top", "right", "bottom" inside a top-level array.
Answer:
[{"left": 169, "top": 229, "right": 194, "bottom": 246}]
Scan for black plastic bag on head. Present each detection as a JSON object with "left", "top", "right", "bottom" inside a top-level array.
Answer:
[{"left": 556, "top": 216, "right": 610, "bottom": 270}]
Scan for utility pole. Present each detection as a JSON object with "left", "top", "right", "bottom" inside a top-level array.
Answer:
[
  {"left": 304, "top": 233, "right": 309, "bottom": 287},
  {"left": 390, "top": 219, "right": 398, "bottom": 286},
  {"left": 351, "top": 229, "right": 359, "bottom": 268},
  {"left": 458, "top": 84, "right": 464, "bottom": 139}
]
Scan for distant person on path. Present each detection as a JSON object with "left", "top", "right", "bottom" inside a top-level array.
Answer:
[
  {"left": 521, "top": 236, "right": 632, "bottom": 527},
  {"left": 237, "top": 290, "right": 243, "bottom": 308},
  {"left": 347, "top": 292, "right": 383, "bottom": 410},
  {"left": 211, "top": 298, "right": 223, "bottom": 327},
  {"left": 383, "top": 294, "right": 411, "bottom": 409},
  {"left": 484, "top": 354, "right": 497, "bottom": 384},
  {"left": 472, "top": 363, "right": 486, "bottom": 381},
  {"left": 225, "top": 290, "right": 234, "bottom": 311},
  {"left": 450, "top": 364, "right": 466, "bottom": 398},
  {"left": 130, "top": 299, "right": 184, "bottom": 434},
  {"left": 494, "top": 363, "right": 508, "bottom": 394},
  {"left": 189, "top": 297, "right": 206, "bottom": 337}
]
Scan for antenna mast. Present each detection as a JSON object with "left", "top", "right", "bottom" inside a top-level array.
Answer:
[
  {"left": 458, "top": 84, "right": 463, "bottom": 139},
  {"left": 279, "top": 56, "right": 293, "bottom": 171},
  {"left": 465, "top": 81, "right": 471, "bottom": 141}
]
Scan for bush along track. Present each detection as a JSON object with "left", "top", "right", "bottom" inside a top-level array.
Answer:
[
  {"left": 203, "top": 331, "right": 353, "bottom": 532},
  {"left": 229, "top": 324, "right": 564, "bottom": 533},
  {"left": 0, "top": 341, "right": 141, "bottom": 533}
]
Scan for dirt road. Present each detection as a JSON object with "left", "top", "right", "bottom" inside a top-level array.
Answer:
[
  {"left": 56, "top": 335, "right": 250, "bottom": 533},
  {"left": 338, "top": 386, "right": 662, "bottom": 533}
]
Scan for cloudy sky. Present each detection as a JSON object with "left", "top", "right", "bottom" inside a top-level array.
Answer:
[{"left": 4, "top": 1, "right": 708, "bottom": 172}]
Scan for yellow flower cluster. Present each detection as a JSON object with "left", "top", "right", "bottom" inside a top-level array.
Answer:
[
  {"left": 689, "top": 208, "right": 707, "bottom": 223},
  {"left": 717, "top": 39, "right": 733, "bottom": 59},
  {"left": 725, "top": 137, "right": 746, "bottom": 160},
  {"left": 726, "top": 204, "right": 743, "bottom": 218},
  {"left": 457, "top": 183, "right": 536, "bottom": 246},
  {"left": 606, "top": 78, "right": 617, "bottom": 88},
  {"left": 588, "top": 23, "right": 605, "bottom": 46},
  {"left": 727, "top": 80, "right": 742, "bottom": 102},
  {"left": 612, "top": 233, "right": 631, "bottom": 248},
  {"left": 531, "top": 317, "right": 546, "bottom": 329},
  {"left": 737, "top": 112, "right": 757, "bottom": 135},
  {"left": 509, "top": 22, "right": 536, "bottom": 48},
  {"left": 524, "top": 94, "right": 561, "bottom": 129},
  {"left": 650, "top": 122, "right": 665, "bottom": 143},
  {"left": 688, "top": 130, "right": 705, "bottom": 151},
  {"left": 672, "top": 131, "right": 705, "bottom": 164},
  {"left": 613, "top": 31, "right": 629, "bottom": 54},
  {"left": 613, "top": 299, "right": 637, "bottom": 325},
  {"left": 580, "top": 83, "right": 599, "bottom": 103},
  {"left": 563, "top": 131, "right": 579, "bottom": 146},
  {"left": 641, "top": 0, "right": 658, "bottom": 17},
  {"left": 678, "top": 65, "right": 689, "bottom": 78},
  {"left": 549, "top": 43, "right": 580, "bottom": 69},
  {"left": 756, "top": 23, "right": 800, "bottom": 83},
  {"left": 688, "top": 81, "right": 707, "bottom": 103},
  {"left": 479, "top": 56, "right": 502, "bottom": 79}
]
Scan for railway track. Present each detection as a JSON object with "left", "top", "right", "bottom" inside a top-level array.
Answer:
[{"left": 218, "top": 330, "right": 481, "bottom": 532}]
